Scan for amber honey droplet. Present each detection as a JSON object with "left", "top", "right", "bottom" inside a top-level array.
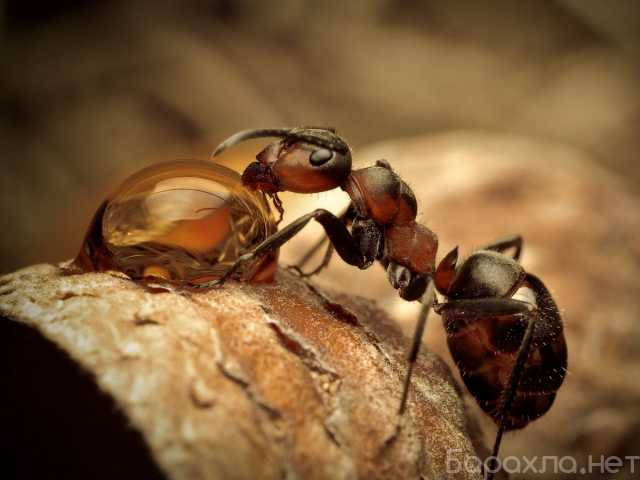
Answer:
[{"left": 74, "top": 160, "right": 277, "bottom": 284}]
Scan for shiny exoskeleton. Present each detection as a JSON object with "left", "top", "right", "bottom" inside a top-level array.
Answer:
[
  {"left": 206, "top": 128, "right": 439, "bottom": 302},
  {"left": 196, "top": 127, "right": 566, "bottom": 479},
  {"left": 434, "top": 247, "right": 567, "bottom": 432}
]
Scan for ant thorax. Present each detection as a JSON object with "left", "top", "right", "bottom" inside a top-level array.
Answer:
[
  {"left": 344, "top": 165, "right": 418, "bottom": 225},
  {"left": 343, "top": 165, "right": 438, "bottom": 279}
]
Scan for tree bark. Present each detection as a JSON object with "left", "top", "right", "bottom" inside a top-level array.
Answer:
[{"left": 1, "top": 265, "right": 484, "bottom": 480}]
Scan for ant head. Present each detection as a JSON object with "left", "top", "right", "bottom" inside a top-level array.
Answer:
[{"left": 213, "top": 127, "right": 352, "bottom": 193}]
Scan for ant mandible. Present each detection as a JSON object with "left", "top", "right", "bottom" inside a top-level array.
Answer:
[{"left": 195, "top": 127, "right": 567, "bottom": 479}]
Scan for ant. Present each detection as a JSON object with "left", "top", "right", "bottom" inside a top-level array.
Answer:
[{"left": 195, "top": 127, "right": 567, "bottom": 479}]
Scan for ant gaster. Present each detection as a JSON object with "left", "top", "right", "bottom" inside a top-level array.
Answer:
[{"left": 198, "top": 127, "right": 567, "bottom": 479}]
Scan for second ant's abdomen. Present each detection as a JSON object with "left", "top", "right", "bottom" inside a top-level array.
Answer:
[{"left": 444, "top": 312, "right": 567, "bottom": 430}]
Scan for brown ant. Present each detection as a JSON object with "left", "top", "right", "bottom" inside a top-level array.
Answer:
[{"left": 196, "top": 127, "right": 567, "bottom": 478}]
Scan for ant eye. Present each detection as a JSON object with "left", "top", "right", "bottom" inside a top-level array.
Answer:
[{"left": 309, "top": 148, "right": 334, "bottom": 166}]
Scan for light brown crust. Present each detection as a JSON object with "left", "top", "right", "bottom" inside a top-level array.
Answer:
[{"left": 0, "top": 263, "right": 485, "bottom": 480}]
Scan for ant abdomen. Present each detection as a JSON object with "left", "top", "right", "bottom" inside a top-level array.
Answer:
[{"left": 441, "top": 273, "right": 567, "bottom": 430}]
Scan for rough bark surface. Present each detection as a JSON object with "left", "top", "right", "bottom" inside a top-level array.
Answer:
[{"left": 0, "top": 265, "right": 484, "bottom": 480}]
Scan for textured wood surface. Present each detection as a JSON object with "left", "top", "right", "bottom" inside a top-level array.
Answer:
[{"left": 1, "top": 265, "right": 485, "bottom": 480}]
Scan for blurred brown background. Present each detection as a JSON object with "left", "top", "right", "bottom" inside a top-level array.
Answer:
[
  {"left": 2, "top": 0, "right": 640, "bottom": 478},
  {"left": 2, "top": 0, "right": 640, "bottom": 273}
]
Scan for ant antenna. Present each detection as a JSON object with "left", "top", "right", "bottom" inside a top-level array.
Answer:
[
  {"left": 212, "top": 128, "right": 291, "bottom": 157},
  {"left": 211, "top": 127, "right": 349, "bottom": 158}
]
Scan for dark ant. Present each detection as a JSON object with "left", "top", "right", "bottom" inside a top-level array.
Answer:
[{"left": 196, "top": 127, "right": 567, "bottom": 479}]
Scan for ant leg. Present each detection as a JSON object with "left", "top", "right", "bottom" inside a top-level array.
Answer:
[
  {"left": 386, "top": 262, "right": 428, "bottom": 301},
  {"left": 291, "top": 243, "right": 335, "bottom": 279},
  {"left": 480, "top": 234, "right": 523, "bottom": 261},
  {"left": 193, "top": 208, "right": 366, "bottom": 289},
  {"left": 294, "top": 234, "right": 330, "bottom": 272},
  {"left": 398, "top": 278, "right": 436, "bottom": 416},
  {"left": 436, "top": 298, "right": 535, "bottom": 478},
  {"left": 289, "top": 203, "right": 356, "bottom": 278},
  {"left": 485, "top": 312, "right": 536, "bottom": 480}
]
